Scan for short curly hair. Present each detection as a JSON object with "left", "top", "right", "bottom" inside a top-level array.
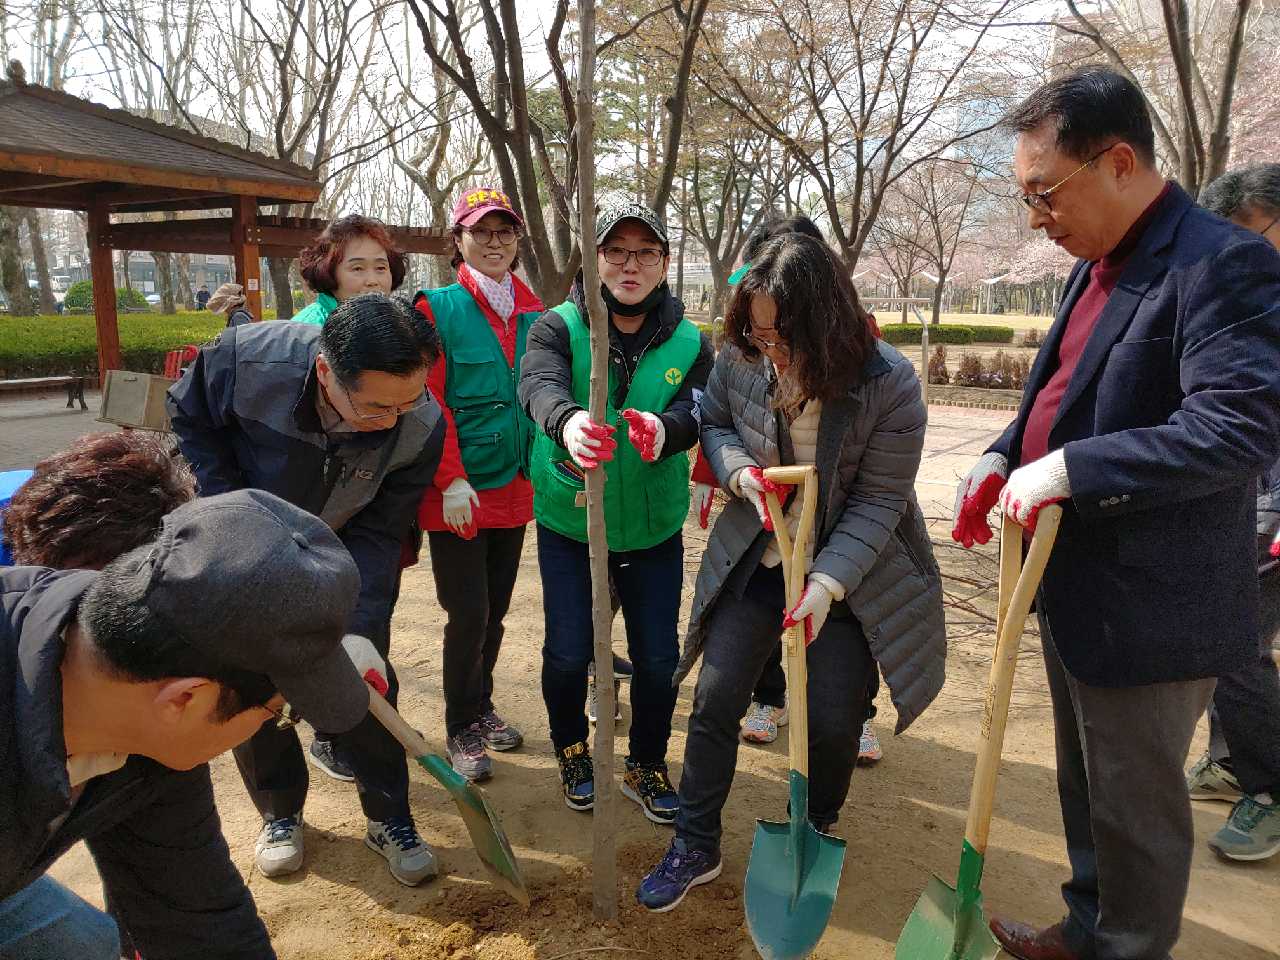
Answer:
[
  {"left": 3, "top": 432, "right": 197, "bottom": 570},
  {"left": 299, "top": 215, "right": 407, "bottom": 296}
]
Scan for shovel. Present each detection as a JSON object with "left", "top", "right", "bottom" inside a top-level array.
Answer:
[
  {"left": 367, "top": 688, "right": 529, "bottom": 906},
  {"left": 745, "top": 465, "right": 847, "bottom": 960},
  {"left": 895, "top": 505, "right": 1062, "bottom": 960}
]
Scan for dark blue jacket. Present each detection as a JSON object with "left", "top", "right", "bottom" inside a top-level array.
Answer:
[
  {"left": 990, "top": 184, "right": 1280, "bottom": 686},
  {"left": 166, "top": 322, "right": 444, "bottom": 643},
  {"left": 1, "top": 568, "right": 273, "bottom": 958}
]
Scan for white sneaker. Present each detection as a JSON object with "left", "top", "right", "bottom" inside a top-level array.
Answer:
[
  {"left": 587, "top": 675, "right": 622, "bottom": 724},
  {"left": 255, "top": 815, "right": 304, "bottom": 877},
  {"left": 740, "top": 701, "right": 788, "bottom": 744},
  {"left": 366, "top": 817, "right": 438, "bottom": 886}
]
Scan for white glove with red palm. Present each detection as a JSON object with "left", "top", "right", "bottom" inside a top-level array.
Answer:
[
  {"left": 441, "top": 477, "right": 479, "bottom": 539},
  {"left": 782, "top": 573, "right": 844, "bottom": 642},
  {"left": 342, "top": 634, "right": 388, "bottom": 696},
  {"left": 1000, "top": 449, "right": 1070, "bottom": 530},
  {"left": 563, "top": 410, "right": 617, "bottom": 470},
  {"left": 693, "top": 483, "right": 715, "bottom": 529},
  {"left": 735, "top": 466, "right": 793, "bottom": 532}
]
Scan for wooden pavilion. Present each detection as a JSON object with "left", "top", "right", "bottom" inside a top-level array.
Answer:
[{"left": 0, "top": 67, "right": 451, "bottom": 382}]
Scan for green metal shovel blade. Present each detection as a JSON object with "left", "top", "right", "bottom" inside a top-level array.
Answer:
[
  {"left": 745, "top": 772, "right": 846, "bottom": 960},
  {"left": 414, "top": 753, "right": 529, "bottom": 907},
  {"left": 894, "top": 843, "right": 999, "bottom": 960}
]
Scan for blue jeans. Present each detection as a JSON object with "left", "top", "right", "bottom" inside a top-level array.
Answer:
[
  {"left": 536, "top": 524, "right": 682, "bottom": 765},
  {"left": 0, "top": 877, "right": 121, "bottom": 960}
]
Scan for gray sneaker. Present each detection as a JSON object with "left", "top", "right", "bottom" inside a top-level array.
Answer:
[
  {"left": 1208, "top": 796, "right": 1280, "bottom": 861},
  {"left": 587, "top": 675, "right": 622, "bottom": 724},
  {"left": 366, "top": 817, "right": 438, "bottom": 886},
  {"left": 446, "top": 727, "right": 493, "bottom": 781},
  {"left": 475, "top": 711, "right": 523, "bottom": 752},
  {"left": 254, "top": 815, "right": 304, "bottom": 877},
  {"left": 1187, "top": 752, "right": 1243, "bottom": 802}
]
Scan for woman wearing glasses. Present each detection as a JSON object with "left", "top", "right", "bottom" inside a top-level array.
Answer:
[
  {"left": 636, "top": 232, "right": 946, "bottom": 912},
  {"left": 408, "top": 187, "right": 544, "bottom": 782},
  {"left": 292, "top": 214, "right": 407, "bottom": 325},
  {"left": 518, "top": 198, "right": 713, "bottom": 821}
]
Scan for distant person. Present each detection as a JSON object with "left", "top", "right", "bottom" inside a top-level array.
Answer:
[
  {"left": 167, "top": 293, "right": 445, "bottom": 887},
  {"left": 1182, "top": 162, "right": 1280, "bottom": 864},
  {"left": 292, "top": 215, "right": 406, "bottom": 325},
  {"left": 196, "top": 284, "right": 211, "bottom": 310},
  {"left": 207, "top": 282, "right": 254, "bottom": 327}
]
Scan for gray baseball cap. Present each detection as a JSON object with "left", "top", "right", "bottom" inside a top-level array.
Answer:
[
  {"left": 118, "top": 488, "right": 367, "bottom": 733},
  {"left": 595, "top": 197, "right": 669, "bottom": 249}
]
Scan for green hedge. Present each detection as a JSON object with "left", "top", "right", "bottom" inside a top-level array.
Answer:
[
  {"left": 63, "top": 280, "right": 94, "bottom": 310},
  {"left": 0, "top": 313, "right": 227, "bottom": 378},
  {"left": 116, "top": 287, "right": 151, "bottom": 309},
  {"left": 963, "top": 324, "right": 1016, "bottom": 343},
  {"left": 881, "top": 324, "right": 974, "bottom": 345}
]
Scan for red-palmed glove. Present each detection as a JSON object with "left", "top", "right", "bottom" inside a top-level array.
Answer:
[
  {"left": 563, "top": 410, "right": 617, "bottom": 469},
  {"left": 620, "top": 408, "right": 665, "bottom": 462},
  {"left": 693, "top": 482, "right": 715, "bottom": 529},
  {"left": 782, "top": 574, "right": 843, "bottom": 642},
  {"left": 952, "top": 452, "right": 1008, "bottom": 547},
  {"left": 1270, "top": 528, "right": 1279, "bottom": 559},
  {"left": 441, "top": 476, "right": 479, "bottom": 540},
  {"left": 736, "top": 466, "right": 792, "bottom": 532},
  {"left": 1000, "top": 448, "right": 1070, "bottom": 531},
  {"left": 342, "top": 634, "right": 388, "bottom": 696}
]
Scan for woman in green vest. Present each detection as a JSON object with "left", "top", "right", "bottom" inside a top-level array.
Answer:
[
  {"left": 410, "top": 187, "right": 544, "bottom": 782},
  {"left": 518, "top": 199, "right": 714, "bottom": 821},
  {"left": 292, "top": 215, "right": 407, "bottom": 325}
]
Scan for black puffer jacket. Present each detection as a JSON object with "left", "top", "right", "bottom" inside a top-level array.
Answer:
[{"left": 518, "top": 278, "right": 714, "bottom": 458}]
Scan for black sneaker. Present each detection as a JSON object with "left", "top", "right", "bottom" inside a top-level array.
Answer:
[
  {"left": 308, "top": 737, "right": 354, "bottom": 782},
  {"left": 621, "top": 758, "right": 679, "bottom": 824},
  {"left": 556, "top": 741, "right": 595, "bottom": 811}
]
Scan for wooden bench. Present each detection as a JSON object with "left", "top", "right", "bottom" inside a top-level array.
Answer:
[{"left": 0, "top": 375, "right": 88, "bottom": 411}]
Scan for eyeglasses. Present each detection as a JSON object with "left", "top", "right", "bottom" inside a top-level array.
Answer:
[
  {"left": 1017, "top": 144, "right": 1118, "bottom": 214},
  {"left": 600, "top": 245, "right": 664, "bottom": 267},
  {"left": 1262, "top": 213, "right": 1280, "bottom": 237},
  {"left": 269, "top": 700, "right": 302, "bottom": 730},
  {"left": 341, "top": 381, "right": 431, "bottom": 421},
  {"left": 743, "top": 324, "right": 789, "bottom": 353},
  {"left": 465, "top": 226, "right": 520, "bottom": 246}
]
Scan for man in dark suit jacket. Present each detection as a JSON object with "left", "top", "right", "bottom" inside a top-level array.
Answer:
[{"left": 952, "top": 68, "right": 1280, "bottom": 960}]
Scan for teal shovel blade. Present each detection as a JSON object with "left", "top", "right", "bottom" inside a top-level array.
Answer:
[
  {"left": 894, "top": 842, "right": 999, "bottom": 960},
  {"left": 745, "top": 772, "right": 846, "bottom": 960}
]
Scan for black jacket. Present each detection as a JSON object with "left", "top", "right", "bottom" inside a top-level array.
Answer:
[
  {"left": 166, "top": 322, "right": 444, "bottom": 641},
  {"left": 990, "top": 185, "right": 1280, "bottom": 685},
  {"left": 518, "top": 279, "right": 714, "bottom": 457},
  {"left": 0, "top": 567, "right": 273, "bottom": 959}
]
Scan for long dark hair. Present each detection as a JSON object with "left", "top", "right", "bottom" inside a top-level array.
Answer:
[{"left": 726, "top": 233, "right": 873, "bottom": 411}]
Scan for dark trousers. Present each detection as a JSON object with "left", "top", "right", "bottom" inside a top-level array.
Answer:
[
  {"left": 428, "top": 526, "right": 527, "bottom": 735},
  {"left": 536, "top": 524, "right": 682, "bottom": 765},
  {"left": 1040, "top": 614, "right": 1216, "bottom": 960},
  {"left": 677, "top": 563, "right": 874, "bottom": 853},
  {"left": 1207, "top": 566, "right": 1280, "bottom": 796},
  {"left": 233, "top": 574, "right": 410, "bottom": 823},
  {"left": 753, "top": 642, "right": 880, "bottom": 721}
]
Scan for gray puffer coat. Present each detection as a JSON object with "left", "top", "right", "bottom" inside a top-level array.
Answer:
[{"left": 675, "top": 340, "right": 946, "bottom": 733}]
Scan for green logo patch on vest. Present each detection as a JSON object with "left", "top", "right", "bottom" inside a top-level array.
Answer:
[{"left": 664, "top": 367, "right": 684, "bottom": 386}]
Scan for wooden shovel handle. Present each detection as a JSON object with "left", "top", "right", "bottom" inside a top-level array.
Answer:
[
  {"left": 964, "top": 505, "right": 1062, "bottom": 855},
  {"left": 763, "top": 466, "right": 819, "bottom": 780},
  {"left": 366, "top": 685, "right": 432, "bottom": 759}
]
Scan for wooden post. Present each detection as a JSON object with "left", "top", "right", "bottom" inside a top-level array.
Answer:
[
  {"left": 577, "top": 0, "right": 617, "bottom": 922},
  {"left": 231, "top": 195, "right": 263, "bottom": 320},
  {"left": 87, "top": 200, "right": 121, "bottom": 386}
]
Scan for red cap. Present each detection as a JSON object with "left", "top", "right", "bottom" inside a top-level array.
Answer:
[{"left": 452, "top": 187, "right": 524, "bottom": 228}]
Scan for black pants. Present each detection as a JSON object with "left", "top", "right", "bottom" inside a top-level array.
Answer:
[
  {"left": 676, "top": 563, "right": 874, "bottom": 852},
  {"left": 233, "top": 574, "right": 410, "bottom": 823},
  {"left": 1208, "top": 565, "right": 1280, "bottom": 796},
  {"left": 753, "top": 642, "right": 880, "bottom": 721},
  {"left": 537, "top": 524, "right": 682, "bottom": 764},
  {"left": 428, "top": 526, "right": 527, "bottom": 735}
]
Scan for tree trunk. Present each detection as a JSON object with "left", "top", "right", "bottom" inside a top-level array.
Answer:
[
  {"left": 708, "top": 264, "right": 730, "bottom": 344},
  {"left": 268, "top": 258, "right": 295, "bottom": 319},
  {"left": 119, "top": 250, "right": 132, "bottom": 290},
  {"left": 176, "top": 253, "right": 194, "bottom": 310},
  {"left": 0, "top": 207, "right": 35, "bottom": 315},
  {"left": 154, "top": 252, "right": 177, "bottom": 314},
  {"left": 930, "top": 279, "right": 945, "bottom": 327},
  {"left": 23, "top": 210, "right": 57, "bottom": 313}
]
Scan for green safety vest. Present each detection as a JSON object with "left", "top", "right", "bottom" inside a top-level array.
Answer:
[
  {"left": 425, "top": 284, "right": 539, "bottom": 490},
  {"left": 530, "top": 300, "right": 701, "bottom": 551}
]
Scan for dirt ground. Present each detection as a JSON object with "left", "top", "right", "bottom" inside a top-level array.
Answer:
[{"left": 49, "top": 510, "right": 1279, "bottom": 959}]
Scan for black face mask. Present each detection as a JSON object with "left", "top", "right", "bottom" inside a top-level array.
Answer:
[{"left": 601, "top": 280, "right": 668, "bottom": 320}]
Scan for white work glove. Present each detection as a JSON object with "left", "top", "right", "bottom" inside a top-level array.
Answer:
[
  {"left": 782, "top": 574, "right": 843, "bottom": 643},
  {"left": 1000, "top": 448, "right": 1070, "bottom": 530},
  {"left": 562, "top": 410, "right": 617, "bottom": 470},
  {"left": 952, "top": 451, "right": 1008, "bottom": 548},
  {"left": 693, "top": 482, "right": 715, "bottom": 529},
  {"left": 343, "top": 634, "right": 388, "bottom": 696},
  {"left": 734, "top": 466, "right": 792, "bottom": 532},
  {"left": 620, "top": 408, "right": 666, "bottom": 462},
  {"left": 441, "top": 476, "right": 479, "bottom": 540}
]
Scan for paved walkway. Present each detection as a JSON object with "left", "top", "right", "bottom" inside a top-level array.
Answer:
[{"left": 1, "top": 393, "right": 1014, "bottom": 515}]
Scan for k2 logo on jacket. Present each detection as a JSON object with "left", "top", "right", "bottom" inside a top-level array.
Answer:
[
  {"left": 664, "top": 367, "right": 684, "bottom": 386},
  {"left": 354, "top": 469, "right": 375, "bottom": 481}
]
